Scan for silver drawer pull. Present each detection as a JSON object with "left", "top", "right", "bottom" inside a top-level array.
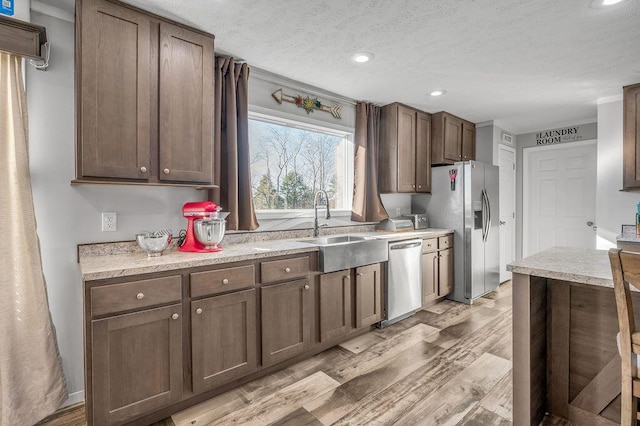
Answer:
[
  {"left": 196, "top": 308, "right": 203, "bottom": 315},
  {"left": 171, "top": 313, "right": 179, "bottom": 320},
  {"left": 163, "top": 168, "right": 170, "bottom": 174},
  {"left": 136, "top": 293, "right": 144, "bottom": 300},
  {"left": 140, "top": 166, "right": 147, "bottom": 173},
  {"left": 285, "top": 267, "right": 291, "bottom": 273},
  {"left": 356, "top": 273, "right": 363, "bottom": 277},
  {"left": 222, "top": 278, "right": 229, "bottom": 285},
  {"left": 304, "top": 284, "right": 310, "bottom": 290}
]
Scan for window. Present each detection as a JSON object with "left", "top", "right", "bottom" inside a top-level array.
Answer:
[{"left": 249, "top": 115, "right": 354, "bottom": 213}]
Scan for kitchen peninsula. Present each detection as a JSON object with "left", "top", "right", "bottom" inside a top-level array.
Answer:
[{"left": 509, "top": 247, "right": 625, "bottom": 426}]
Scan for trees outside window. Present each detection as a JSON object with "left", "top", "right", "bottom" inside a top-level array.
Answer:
[{"left": 249, "top": 118, "right": 353, "bottom": 211}]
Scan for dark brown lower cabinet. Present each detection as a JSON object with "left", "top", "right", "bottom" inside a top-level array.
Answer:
[
  {"left": 355, "top": 263, "right": 382, "bottom": 328},
  {"left": 438, "top": 248, "right": 454, "bottom": 296},
  {"left": 191, "top": 289, "right": 257, "bottom": 394},
  {"left": 319, "top": 270, "right": 352, "bottom": 342},
  {"left": 90, "top": 304, "right": 183, "bottom": 425},
  {"left": 261, "top": 279, "right": 312, "bottom": 367},
  {"left": 422, "top": 251, "right": 439, "bottom": 305}
]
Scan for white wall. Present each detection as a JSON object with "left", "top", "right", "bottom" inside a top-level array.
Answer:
[
  {"left": 27, "top": 12, "right": 205, "bottom": 405},
  {"left": 596, "top": 98, "right": 637, "bottom": 248}
]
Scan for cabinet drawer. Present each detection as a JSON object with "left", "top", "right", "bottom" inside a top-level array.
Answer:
[
  {"left": 91, "top": 275, "right": 182, "bottom": 317},
  {"left": 422, "top": 238, "right": 438, "bottom": 253},
  {"left": 261, "top": 256, "right": 310, "bottom": 284},
  {"left": 190, "top": 265, "right": 255, "bottom": 298},
  {"left": 439, "top": 235, "right": 453, "bottom": 249}
]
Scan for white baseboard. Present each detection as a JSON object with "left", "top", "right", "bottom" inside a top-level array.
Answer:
[{"left": 62, "top": 390, "right": 84, "bottom": 408}]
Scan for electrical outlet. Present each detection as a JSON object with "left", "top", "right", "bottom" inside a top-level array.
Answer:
[{"left": 102, "top": 212, "right": 117, "bottom": 232}]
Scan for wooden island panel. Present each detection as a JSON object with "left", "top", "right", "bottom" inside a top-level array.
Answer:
[{"left": 510, "top": 246, "right": 640, "bottom": 426}]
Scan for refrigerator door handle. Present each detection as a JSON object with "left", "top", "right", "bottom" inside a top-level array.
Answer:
[
  {"left": 481, "top": 189, "right": 488, "bottom": 242},
  {"left": 485, "top": 189, "right": 492, "bottom": 241},
  {"left": 482, "top": 189, "right": 491, "bottom": 243}
]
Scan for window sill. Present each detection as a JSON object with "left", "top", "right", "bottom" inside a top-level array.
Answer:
[{"left": 255, "top": 209, "right": 352, "bottom": 220}]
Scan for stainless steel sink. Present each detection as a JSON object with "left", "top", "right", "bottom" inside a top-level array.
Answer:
[
  {"left": 299, "top": 235, "right": 388, "bottom": 272},
  {"left": 305, "top": 235, "right": 373, "bottom": 245}
]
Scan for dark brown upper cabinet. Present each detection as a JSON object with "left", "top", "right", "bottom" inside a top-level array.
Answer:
[
  {"left": 432, "top": 111, "right": 476, "bottom": 165},
  {"left": 76, "top": 0, "right": 215, "bottom": 187},
  {"left": 379, "top": 103, "right": 432, "bottom": 193},
  {"left": 623, "top": 83, "right": 640, "bottom": 190}
]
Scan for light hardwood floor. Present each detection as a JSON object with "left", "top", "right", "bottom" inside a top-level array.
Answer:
[{"left": 39, "top": 281, "right": 572, "bottom": 425}]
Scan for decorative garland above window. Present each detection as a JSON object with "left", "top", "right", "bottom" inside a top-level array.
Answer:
[{"left": 271, "top": 88, "right": 342, "bottom": 119}]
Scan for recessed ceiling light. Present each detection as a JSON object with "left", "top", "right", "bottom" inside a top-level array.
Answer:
[
  {"left": 591, "top": 0, "right": 625, "bottom": 7},
  {"left": 352, "top": 52, "right": 373, "bottom": 63},
  {"left": 430, "top": 89, "right": 447, "bottom": 97}
]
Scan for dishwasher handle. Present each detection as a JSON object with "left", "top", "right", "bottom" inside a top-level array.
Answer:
[{"left": 389, "top": 241, "right": 422, "bottom": 250}]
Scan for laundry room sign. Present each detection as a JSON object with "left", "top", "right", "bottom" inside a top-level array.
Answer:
[{"left": 535, "top": 125, "right": 587, "bottom": 145}]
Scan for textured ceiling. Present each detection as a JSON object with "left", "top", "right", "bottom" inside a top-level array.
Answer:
[{"left": 40, "top": 0, "right": 640, "bottom": 133}]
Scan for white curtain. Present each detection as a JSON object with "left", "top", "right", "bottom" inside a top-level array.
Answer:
[{"left": 0, "top": 53, "right": 67, "bottom": 425}]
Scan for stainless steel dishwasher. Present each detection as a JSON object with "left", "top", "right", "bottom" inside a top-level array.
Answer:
[{"left": 379, "top": 239, "right": 423, "bottom": 327}]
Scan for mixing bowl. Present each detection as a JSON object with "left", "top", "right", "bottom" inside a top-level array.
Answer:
[
  {"left": 193, "top": 217, "right": 226, "bottom": 250},
  {"left": 136, "top": 231, "right": 172, "bottom": 257}
]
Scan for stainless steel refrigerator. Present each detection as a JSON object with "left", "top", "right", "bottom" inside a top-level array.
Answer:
[{"left": 425, "top": 161, "right": 500, "bottom": 304}]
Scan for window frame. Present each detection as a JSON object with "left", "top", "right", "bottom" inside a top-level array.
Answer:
[{"left": 248, "top": 111, "right": 355, "bottom": 219}]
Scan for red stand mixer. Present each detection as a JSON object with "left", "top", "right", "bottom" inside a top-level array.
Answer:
[{"left": 179, "top": 201, "right": 227, "bottom": 253}]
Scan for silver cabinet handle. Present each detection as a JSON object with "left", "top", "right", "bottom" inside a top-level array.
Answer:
[
  {"left": 284, "top": 267, "right": 291, "bottom": 273},
  {"left": 587, "top": 221, "right": 594, "bottom": 226},
  {"left": 196, "top": 308, "right": 203, "bottom": 315},
  {"left": 304, "top": 284, "right": 310, "bottom": 290},
  {"left": 136, "top": 293, "right": 144, "bottom": 300},
  {"left": 499, "top": 221, "right": 506, "bottom": 225},
  {"left": 356, "top": 273, "right": 363, "bottom": 277},
  {"left": 171, "top": 313, "right": 179, "bottom": 320},
  {"left": 163, "top": 168, "right": 170, "bottom": 174},
  {"left": 222, "top": 278, "right": 229, "bottom": 285},
  {"left": 140, "top": 166, "right": 147, "bottom": 173},
  {"left": 344, "top": 275, "right": 350, "bottom": 280}
]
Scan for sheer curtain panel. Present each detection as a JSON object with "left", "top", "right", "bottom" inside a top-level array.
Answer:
[
  {"left": 0, "top": 52, "right": 67, "bottom": 425},
  {"left": 351, "top": 102, "right": 389, "bottom": 222}
]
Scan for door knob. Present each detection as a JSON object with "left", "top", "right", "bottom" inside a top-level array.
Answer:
[{"left": 499, "top": 221, "right": 506, "bottom": 225}]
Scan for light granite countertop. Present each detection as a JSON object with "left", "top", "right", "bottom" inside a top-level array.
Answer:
[
  {"left": 507, "top": 246, "right": 614, "bottom": 288},
  {"left": 80, "top": 229, "right": 453, "bottom": 281},
  {"left": 617, "top": 233, "right": 640, "bottom": 243}
]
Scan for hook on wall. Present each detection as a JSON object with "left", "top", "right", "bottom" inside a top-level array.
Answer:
[{"left": 29, "top": 41, "right": 50, "bottom": 71}]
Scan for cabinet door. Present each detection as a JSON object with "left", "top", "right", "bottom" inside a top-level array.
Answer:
[
  {"left": 422, "top": 251, "right": 439, "bottom": 306},
  {"left": 438, "top": 248, "right": 454, "bottom": 296},
  {"left": 261, "top": 279, "right": 311, "bottom": 366},
  {"left": 415, "top": 112, "right": 431, "bottom": 192},
  {"left": 462, "top": 122, "right": 476, "bottom": 161},
  {"left": 319, "top": 271, "right": 351, "bottom": 342},
  {"left": 191, "top": 290, "right": 257, "bottom": 394},
  {"left": 397, "top": 105, "right": 417, "bottom": 192},
  {"left": 79, "top": 0, "right": 151, "bottom": 180},
  {"left": 159, "top": 22, "right": 214, "bottom": 183},
  {"left": 624, "top": 84, "right": 640, "bottom": 189},
  {"left": 91, "top": 304, "right": 183, "bottom": 425},
  {"left": 355, "top": 263, "right": 382, "bottom": 328},
  {"left": 443, "top": 114, "right": 463, "bottom": 162}
]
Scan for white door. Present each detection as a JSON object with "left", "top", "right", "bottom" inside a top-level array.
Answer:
[
  {"left": 499, "top": 146, "right": 516, "bottom": 282},
  {"left": 523, "top": 141, "right": 597, "bottom": 257}
]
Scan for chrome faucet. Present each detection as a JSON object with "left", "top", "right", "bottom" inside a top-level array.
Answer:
[{"left": 313, "top": 190, "right": 331, "bottom": 237}]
